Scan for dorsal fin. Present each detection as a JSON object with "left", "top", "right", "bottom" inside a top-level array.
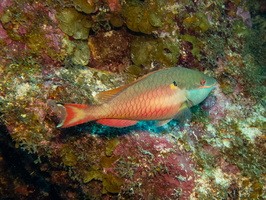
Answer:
[
  {"left": 95, "top": 69, "right": 166, "bottom": 103},
  {"left": 95, "top": 85, "right": 128, "bottom": 103}
]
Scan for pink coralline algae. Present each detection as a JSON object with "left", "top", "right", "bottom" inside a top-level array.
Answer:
[
  {"left": 44, "top": 25, "right": 65, "bottom": 52},
  {"left": 2, "top": 40, "right": 29, "bottom": 59},
  {"left": 0, "top": 0, "right": 12, "bottom": 15},
  {"left": 236, "top": 7, "right": 252, "bottom": 27},
  {"left": 113, "top": 132, "right": 196, "bottom": 199},
  {"left": 201, "top": 95, "right": 217, "bottom": 111},
  {"left": 0, "top": 23, "right": 8, "bottom": 40},
  {"left": 106, "top": 0, "right": 121, "bottom": 12},
  {"left": 209, "top": 85, "right": 230, "bottom": 124}
]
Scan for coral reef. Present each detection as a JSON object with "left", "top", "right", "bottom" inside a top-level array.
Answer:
[
  {"left": 0, "top": 0, "right": 265, "bottom": 199},
  {"left": 88, "top": 29, "right": 132, "bottom": 72}
]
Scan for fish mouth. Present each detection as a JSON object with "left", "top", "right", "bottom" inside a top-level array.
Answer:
[
  {"left": 211, "top": 80, "right": 219, "bottom": 88},
  {"left": 194, "top": 81, "right": 217, "bottom": 89},
  {"left": 210, "top": 80, "right": 218, "bottom": 87}
]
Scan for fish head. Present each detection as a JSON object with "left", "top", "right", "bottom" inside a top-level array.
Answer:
[
  {"left": 166, "top": 67, "right": 217, "bottom": 106},
  {"left": 186, "top": 72, "right": 216, "bottom": 106}
]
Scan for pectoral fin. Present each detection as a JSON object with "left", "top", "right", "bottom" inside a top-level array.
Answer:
[{"left": 174, "top": 103, "right": 192, "bottom": 123}]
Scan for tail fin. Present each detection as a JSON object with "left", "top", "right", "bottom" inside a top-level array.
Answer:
[{"left": 55, "top": 103, "right": 94, "bottom": 128}]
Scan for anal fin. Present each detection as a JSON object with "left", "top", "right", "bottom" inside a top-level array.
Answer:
[{"left": 96, "top": 119, "right": 139, "bottom": 127}]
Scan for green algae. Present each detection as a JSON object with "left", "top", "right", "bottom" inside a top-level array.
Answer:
[
  {"left": 110, "top": 13, "right": 124, "bottom": 27},
  {"left": 126, "top": 65, "right": 143, "bottom": 77},
  {"left": 102, "top": 173, "right": 123, "bottom": 194},
  {"left": 84, "top": 170, "right": 103, "bottom": 183},
  {"left": 65, "top": 39, "right": 90, "bottom": 66},
  {"left": 122, "top": 1, "right": 143, "bottom": 33},
  {"left": 79, "top": 139, "right": 123, "bottom": 194},
  {"left": 105, "top": 138, "right": 120, "bottom": 156},
  {"left": 181, "top": 34, "right": 202, "bottom": 60},
  {"left": 223, "top": 140, "right": 266, "bottom": 179},
  {"left": 219, "top": 80, "right": 235, "bottom": 95},
  {"left": 183, "top": 12, "right": 209, "bottom": 32},
  {"left": 73, "top": 0, "right": 96, "bottom": 14},
  {"left": 213, "top": 120, "right": 266, "bottom": 180},
  {"left": 84, "top": 170, "right": 123, "bottom": 194},
  {"left": 62, "top": 152, "right": 78, "bottom": 166},
  {"left": 148, "top": 11, "right": 163, "bottom": 27},
  {"left": 131, "top": 36, "right": 180, "bottom": 67},
  {"left": 232, "top": 19, "right": 250, "bottom": 37},
  {"left": 56, "top": 7, "right": 93, "bottom": 40},
  {"left": 100, "top": 156, "right": 119, "bottom": 168},
  {"left": 122, "top": 0, "right": 165, "bottom": 34},
  {"left": 249, "top": 181, "right": 264, "bottom": 199},
  {"left": 26, "top": 32, "right": 48, "bottom": 53},
  {"left": 61, "top": 144, "right": 79, "bottom": 166},
  {"left": 1, "top": 9, "right": 13, "bottom": 24}
]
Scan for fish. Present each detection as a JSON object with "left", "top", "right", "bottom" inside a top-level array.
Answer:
[{"left": 54, "top": 67, "right": 216, "bottom": 128}]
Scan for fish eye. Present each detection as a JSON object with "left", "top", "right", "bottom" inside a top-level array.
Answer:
[
  {"left": 200, "top": 79, "right": 206, "bottom": 85},
  {"left": 173, "top": 81, "right": 178, "bottom": 86}
]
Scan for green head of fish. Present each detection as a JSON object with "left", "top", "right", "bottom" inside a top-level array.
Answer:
[
  {"left": 185, "top": 70, "right": 216, "bottom": 106},
  {"left": 168, "top": 67, "right": 216, "bottom": 106}
]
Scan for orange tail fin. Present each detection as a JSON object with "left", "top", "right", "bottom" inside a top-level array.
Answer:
[{"left": 56, "top": 103, "right": 95, "bottom": 128}]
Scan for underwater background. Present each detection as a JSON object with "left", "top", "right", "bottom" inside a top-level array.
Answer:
[{"left": 0, "top": 0, "right": 265, "bottom": 199}]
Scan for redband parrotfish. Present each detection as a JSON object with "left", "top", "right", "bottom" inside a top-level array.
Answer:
[{"left": 54, "top": 67, "right": 216, "bottom": 128}]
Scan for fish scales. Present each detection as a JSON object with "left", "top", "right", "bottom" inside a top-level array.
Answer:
[
  {"left": 54, "top": 67, "right": 216, "bottom": 128},
  {"left": 106, "top": 81, "right": 182, "bottom": 120}
]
